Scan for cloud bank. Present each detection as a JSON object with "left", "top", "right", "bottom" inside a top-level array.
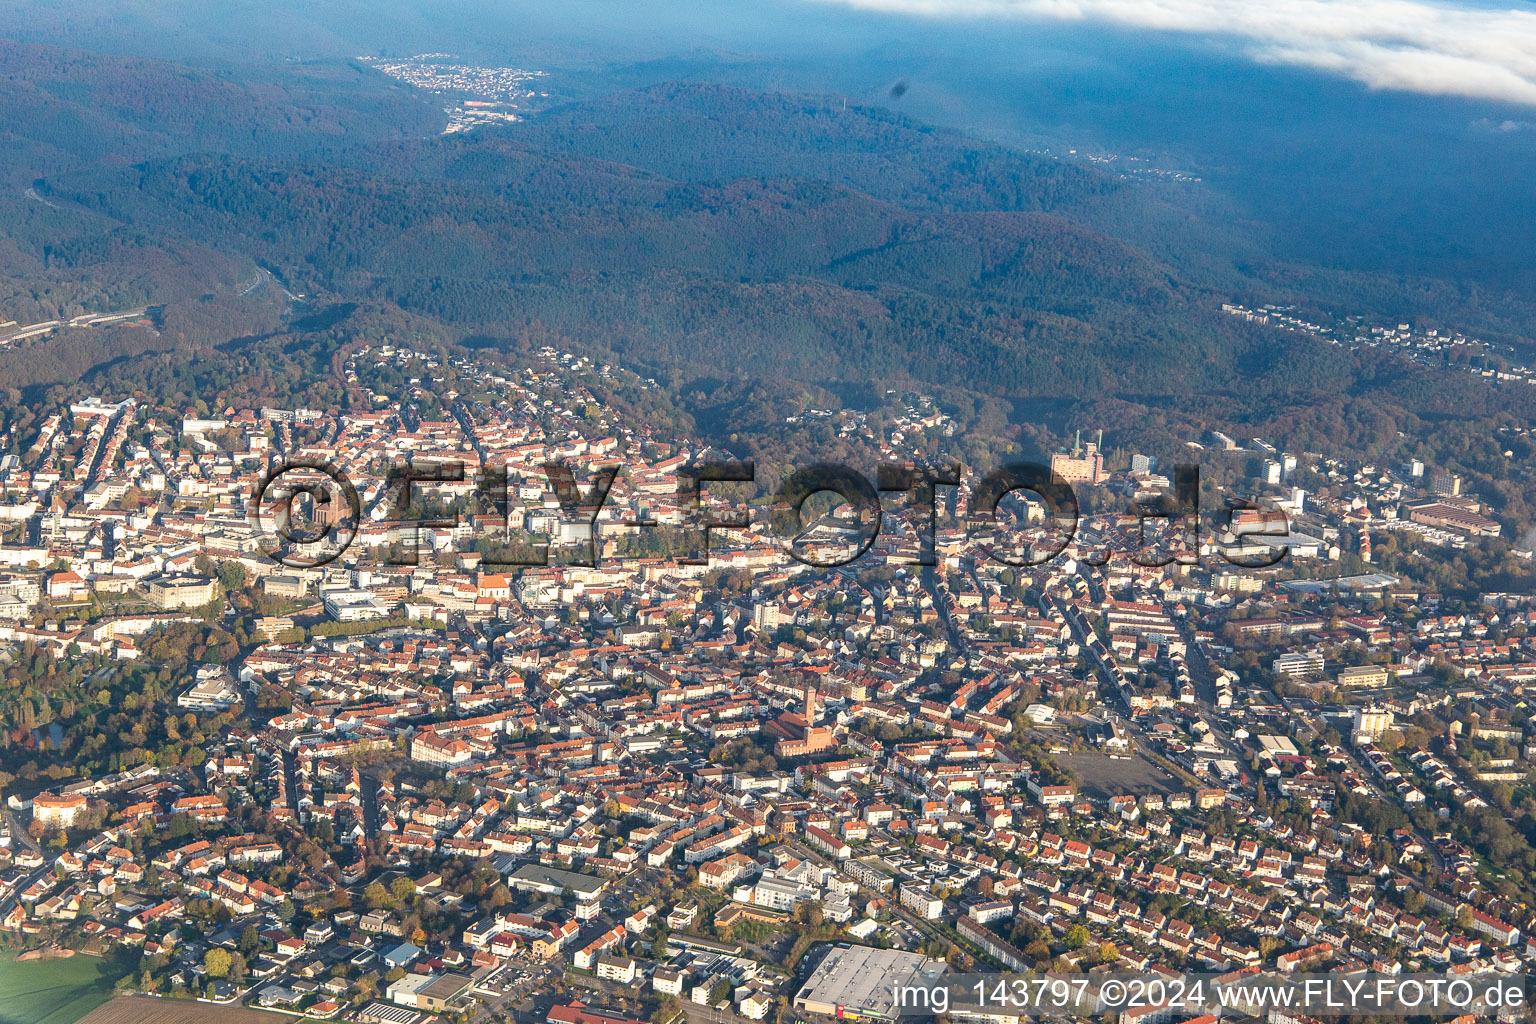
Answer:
[{"left": 810, "top": 0, "right": 1536, "bottom": 105}]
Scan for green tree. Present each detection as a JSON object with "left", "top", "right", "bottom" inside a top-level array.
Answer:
[
  {"left": 204, "top": 948, "right": 232, "bottom": 978},
  {"left": 365, "top": 881, "right": 392, "bottom": 910},
  {"left": 217, "top": 561, "right": 247, "bottom": 592}
]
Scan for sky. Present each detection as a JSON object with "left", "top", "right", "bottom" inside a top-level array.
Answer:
[
  {"left": 9, "top": 0, "right": 1536, "bottom": 109},
  {"left": 7, "top": 0, "right": 1536, "bottom": 108},
  {"left": 808, "top": 0, "right": 1536, "bottom": 106}
]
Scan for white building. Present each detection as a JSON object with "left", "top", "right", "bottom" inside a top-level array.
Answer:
[
  {"left": 324, "top": 589, "right": 389, "bottom": 622},
  {"left": 1353, "top": 707, "right": 1394, "bottom": 744},
  {"left": 899, "top": 884, "right": 944, "bottom": 920}
]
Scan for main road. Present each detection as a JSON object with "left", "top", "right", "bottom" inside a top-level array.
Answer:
[{"left": 0, "top": 808, "right": 49, "bottom": 928}]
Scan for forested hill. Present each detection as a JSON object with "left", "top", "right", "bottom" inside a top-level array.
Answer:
[
  {"left": 0, "top": 39, "right": 441, "bottom": 324},
  {"left": 18, "top": 67, "right": 1322, "bottom": 405},
  {"left": 1, "top": 38, "right": 1532, "bottom": 467},
  {"left": 54, "top": 141, "right": 1296, "bottom": 403},
  {"left": 0, "top": 39, "right": 442, "bottom": 182},
  {"left": 498, "top": 82, "right": 1117, "bottom": 214},
  {"left": 491, "top": 83, "right": 1297, "bottom": 305}
]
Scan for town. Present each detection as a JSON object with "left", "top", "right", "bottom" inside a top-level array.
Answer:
[
  {"left": 0, "top": 340, "right": 1533, "bottom": 1024},
  {"left": 1220, "top": 304, "right": 1536, "bottom": 390},
  {"left": 355, "top": 55, "right": 550, "bottom": 135}
]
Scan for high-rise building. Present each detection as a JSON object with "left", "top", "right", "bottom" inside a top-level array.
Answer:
[
  {"left": 1056, "top": 442, "right": 1105, "bottom": 488},
  {"left": 32, "top": 791, "right": 87, "bottom": 829},
  {"left": 1353, "top": 706, "right": 1394, "bottom": 743},
  {"left": 1430, "top": 472, "right": 1462, "bottom": 496},
  {"left": 1051, "top": 430, "right": 1105, "bottom": 485}
]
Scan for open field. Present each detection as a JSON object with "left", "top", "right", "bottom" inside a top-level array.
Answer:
[
  {"left": 75, "top": 996, "right": 301, "bottom": 1024},
  {"left": 1055, "top": 751, "right": 1183, "bottom": 801},
  {"left": 0, "top": 951, "right": 123, "bottom": 1024}
]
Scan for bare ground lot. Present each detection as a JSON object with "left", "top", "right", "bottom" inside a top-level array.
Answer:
[
  {"left": 1054, "top": 751, "right": 1182, "bottom": 801},
  {"left": 75, "top": 996, "right": 301, "bottom": 1024}
]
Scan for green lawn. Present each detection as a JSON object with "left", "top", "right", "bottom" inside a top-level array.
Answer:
[{"left": 0, "top": 952, "right": 122, "bottom": 1024}]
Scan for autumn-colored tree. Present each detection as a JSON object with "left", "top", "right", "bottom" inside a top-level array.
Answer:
[
  {"left": 364, "top": 881, "right": 391, "bottom": 909},
  {"left": 204, "top": 947, "right": 232, "bottom": 977}
]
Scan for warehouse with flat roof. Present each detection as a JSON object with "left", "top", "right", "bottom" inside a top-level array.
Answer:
[
  {"left": 500, "top": 860, "right": 608, "bottom": 900},
  {"left": 793, "top": 944, "right": 946, "bottom": 1021}
]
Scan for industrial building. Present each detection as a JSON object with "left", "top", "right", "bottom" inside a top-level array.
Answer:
[
  {"left": 500, "top": 861, "right": 608, "bottom": 901},
  {"left": 793, "top": 944, "right": 946, "bottom": 1021}
]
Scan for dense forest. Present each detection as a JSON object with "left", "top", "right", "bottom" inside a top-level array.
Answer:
[
  {"left": 0, "top": 38, "right": 1531, "bottom": 529},
  {"left": 38, "top": 129, "right": 1356, "bottom": 406}
]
